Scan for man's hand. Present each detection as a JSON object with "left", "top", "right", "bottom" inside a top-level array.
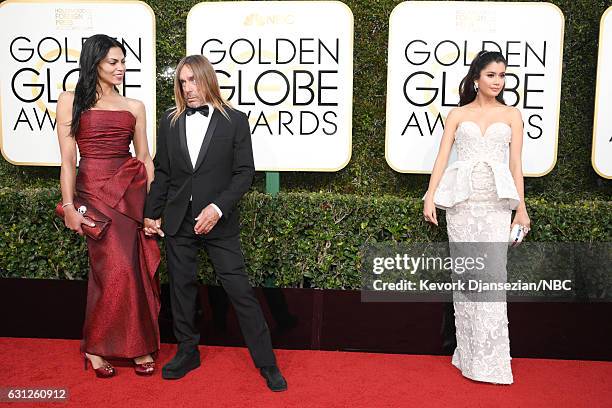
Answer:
[
  {"left": 194, "top": 204, "right": 221, "bottom": 235},
  {"left": 144, "top": 218, "right": 164, "bottom": 237}
]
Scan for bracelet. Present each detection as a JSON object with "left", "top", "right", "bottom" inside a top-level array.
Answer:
[{"left": 61, "top": 202, "right": 74, "bottom": 208}]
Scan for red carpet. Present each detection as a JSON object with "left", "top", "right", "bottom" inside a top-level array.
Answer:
[{"left": 0, "top": 338, "right": 610, "bottom": 407}]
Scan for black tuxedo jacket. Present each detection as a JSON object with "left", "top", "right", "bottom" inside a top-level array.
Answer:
[{"left": 144, "top": 106, "right": 254, "bottom": 237}]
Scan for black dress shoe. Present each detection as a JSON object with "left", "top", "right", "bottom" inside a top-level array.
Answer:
[
  {"left": 162, "top": 347, "right": 201, "bottom": 380},
  {"left": 260, "top": 365, "right": 287, "bottom": 392}
]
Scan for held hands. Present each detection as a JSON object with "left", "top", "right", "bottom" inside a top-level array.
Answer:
[
  {"left": 194, "top": 204, "right": 220, "bottom": 235},
  {"left": 64, "top": 206, "right": 95, "bottom": 236},
  {"left": 423, "top": 196, "right": 438, "bottom": 226},
  {"left": 143, "top": 218, "right": 164, "bottom": 237}
]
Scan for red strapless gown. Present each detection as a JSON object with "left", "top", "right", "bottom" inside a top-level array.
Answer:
[{"left": 75, "top": 110, "right": 160, "bottom": 359}]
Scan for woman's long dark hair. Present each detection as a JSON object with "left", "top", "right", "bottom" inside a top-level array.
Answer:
[
  {"left": 70, "top": 34, "right": 125, "bottom": 136},
  {"left": 458, "top": 50, "right": 507, "bottom": 107}
]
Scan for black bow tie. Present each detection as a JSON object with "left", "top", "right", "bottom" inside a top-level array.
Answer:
[{"left": 186, "top": 105, "right": 210, "bottom": 117}]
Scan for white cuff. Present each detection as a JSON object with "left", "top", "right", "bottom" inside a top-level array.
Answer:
[{"left": 210, "top": 203, "right": 223, "bottom": 218}]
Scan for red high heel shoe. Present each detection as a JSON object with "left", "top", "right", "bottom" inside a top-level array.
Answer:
[
  {"left": 134, "top": 360, "right": 156, "bottom": 376},
  {"left": 83, "top": 353, "right": 116, "bottom": 378}
]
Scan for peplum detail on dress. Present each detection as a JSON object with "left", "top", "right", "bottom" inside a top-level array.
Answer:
[
  {"left": 429, "top": 159, "right": 519, "bottom": 210},
  {"left": 423, "top": 121, "right": 520, "bottom": 211}
]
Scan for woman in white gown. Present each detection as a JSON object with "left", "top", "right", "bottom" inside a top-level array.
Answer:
[{"left": 423, "top": 50, "right": 531, "bottom": 384}]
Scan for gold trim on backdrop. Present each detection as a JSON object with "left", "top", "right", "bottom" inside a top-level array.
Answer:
[
  {"left": 384, "top": 1, "right": 565, "bottom": 177},
  {"left": 186, "top": 1, "right": 354, "bottom": 172},
  {"left": 591, "top": 6, "right": 612, "bottom": 179},
  {"left": 0, "top": 0, "right": 157, "bottom": 166}
]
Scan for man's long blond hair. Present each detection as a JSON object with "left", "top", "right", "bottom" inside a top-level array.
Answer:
[{"left": 170, "top": 55, "right": 230, "bottom": 125}]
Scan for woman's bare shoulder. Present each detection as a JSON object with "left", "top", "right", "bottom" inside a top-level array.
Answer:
[
  {"left": 124, "top": 97, "right": 145, "bottom": 118},
  {"left": 446, "top": 106, "right": 468, "bottom": 123},
  {"left": 502, "top": 105, "right": 522, "bottom": 121},
  {"left": 57, "top": 91, "right": 74, "bottom": 104}
]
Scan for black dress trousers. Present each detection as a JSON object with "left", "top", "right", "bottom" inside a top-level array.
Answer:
[{"left": 164, "top": 203, "right": 276, "bottom": 367}]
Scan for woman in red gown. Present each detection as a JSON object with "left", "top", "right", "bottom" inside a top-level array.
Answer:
[{"left": 56, "top": 34, "right": 160, "bottom": 378}]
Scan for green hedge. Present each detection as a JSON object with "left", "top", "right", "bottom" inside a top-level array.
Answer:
[
  {"left": 0, "top": 0, "right": 610, "bottom": 200},
  {"left": 1, "top": 187, "right": 609, "bottom": 288}
]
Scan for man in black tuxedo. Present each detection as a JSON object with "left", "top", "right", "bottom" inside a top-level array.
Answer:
[{"left": 143, "top": 55, "right": 286, "bottom": 391}]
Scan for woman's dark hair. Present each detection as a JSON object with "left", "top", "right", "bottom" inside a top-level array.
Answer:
[
  {"left": 458, "top": 50, "right": 507, "bottom": 107},
  {"left": 70, "top": 34, "right": 125, "bottom": 136}
]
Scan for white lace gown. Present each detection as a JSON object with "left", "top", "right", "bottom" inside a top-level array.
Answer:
[{"left": 430, "top": 121, "right": 520, "bottom": 384}]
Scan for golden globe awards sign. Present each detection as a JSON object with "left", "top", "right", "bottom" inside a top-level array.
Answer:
[
  {"left": 385, "top": 1, "right": 564, "bottom": 176},
  {"left": 0, "top": 0, "right": 156, "bottom": 166},
  {"left": 592, "top": 6, "right": 612, "bottom": 179},
  {"left": 187, "top": 1, "right": 353, "bottom": 171}
]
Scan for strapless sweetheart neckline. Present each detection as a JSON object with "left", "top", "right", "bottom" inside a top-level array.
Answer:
[
  {"left": 428, "top": 119, "right": 520, "bottom": 211},
  {"left": 458, "top": 121, "right": 511, "bottom": 138}
]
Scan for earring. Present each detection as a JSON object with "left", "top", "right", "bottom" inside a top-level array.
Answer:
[{"left": 473, "top": 82, "right": 479, "bottom": 92}]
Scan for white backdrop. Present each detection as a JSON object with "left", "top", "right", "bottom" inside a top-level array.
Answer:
[
  {"left": 385, "top": 1, "right": 564, "bottom": 176},
  {"left": 0, "top": 0, "right": 156, "bottom": 166},
  {"left": 592, "top": 6, "right": 612, "bottom": 179},
  {"left": 187, "top": 1, "right": 353, "bottom": 171}
]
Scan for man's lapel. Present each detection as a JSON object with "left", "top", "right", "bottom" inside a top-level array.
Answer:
[
  {"left": 177, "top": 111, "right": 194, "bottom": 172},
  {"left": 193, "top": 108, "right": 219, "bottom": 172}
]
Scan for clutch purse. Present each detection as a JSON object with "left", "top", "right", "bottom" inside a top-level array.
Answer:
[
  {"left": 55, "top": 199, "right": 111, "bottom": 240},
  {"left": 508, "top": 224, "right": 525, "bottom": 247}
]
